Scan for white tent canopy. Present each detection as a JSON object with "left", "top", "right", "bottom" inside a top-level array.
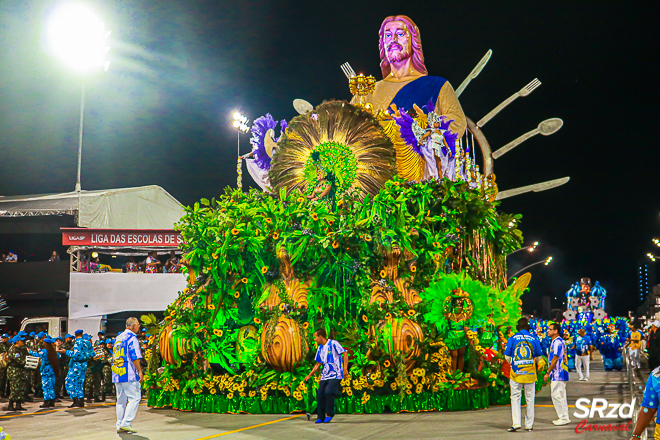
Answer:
[{"left": 0, "top": 185, "right": 185, "bottom": 229}]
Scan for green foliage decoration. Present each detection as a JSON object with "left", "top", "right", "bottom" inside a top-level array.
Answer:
[{"left": 151, "top": 177, "right": 527, "bottom": 407}]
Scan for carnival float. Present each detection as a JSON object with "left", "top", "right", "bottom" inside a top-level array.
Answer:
[
  {"left": 145, "top": 15, "right": 570, "bottom": 414},
  {"left": 563, "top": 278, "right": 607, "bottom": 321}
]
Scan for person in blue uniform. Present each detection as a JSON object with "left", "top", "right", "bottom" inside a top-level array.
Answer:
[
  {"left": 631, "top": 366, "right": 660, "bottom": 439},
  {"left": 598, "top": 324, "right": 624, "bottom": 371},
  {"left": 58, "top": 329, "right": 92, "bottom": 408},
  {"left": 28, "top": 337, "right": 61, "bottom": 408}
]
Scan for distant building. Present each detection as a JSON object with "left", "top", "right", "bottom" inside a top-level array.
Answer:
[
  {"left": 638, "top": 261, "right": 657, "bottom": 302},
  {"left": 638, "top": 284, "right": 660, "bottom": 322}
]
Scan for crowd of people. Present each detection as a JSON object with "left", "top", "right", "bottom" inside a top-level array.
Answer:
[
  {"left": 0, "top": 251, "right": 18, "bottom": 263},
  {"left": 82, "top": 251, "right": 181, "bottom": 274},
  {"left": 527, "top": 316, "right": 635, "bottom": 374},
  {"left": 0, "top": 250, "right": 60, "bottom": 263},
  {"left": 124, "top": 251, "right": 181, "bottom": 274},
  {"left": 0, "top": 250, "right": 182, "bottom": 275},
  {"left": 502, "top": 315, "right": 650, "bottom": 432},
  {"left": 0, "top": 325, "right": 150, "bottom": 413}
]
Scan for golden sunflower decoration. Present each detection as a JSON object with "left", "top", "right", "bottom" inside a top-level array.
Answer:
[{"left": 269, "top": 101, "right": 396, "bottom": 199}]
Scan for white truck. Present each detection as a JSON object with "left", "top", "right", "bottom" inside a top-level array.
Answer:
[
  {"left": 20, "top": 272, "right": 187, "bottom": 337},
  {"left": 20, "top": 316, "right": 104, "bottom": 339}
]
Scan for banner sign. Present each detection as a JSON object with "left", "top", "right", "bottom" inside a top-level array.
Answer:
[{"left": 61, "top": 228, "right": 182, "bottom": 247}]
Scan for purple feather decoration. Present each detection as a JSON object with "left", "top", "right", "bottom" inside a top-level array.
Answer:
[
  {"left": 393, "top": 111, "right": 422, "bottom": 156},
  {"left": 425, "top": 99, "right": 435, "bottom": 114},
  {"left": 278, "top": 119, "right": 288, "bottom": 140},
  {"left": 249, "top": 114, "right": 279, "bottom": 170},
  {"left": 438, "top": 116, "right": 458, "bottom": 155}
]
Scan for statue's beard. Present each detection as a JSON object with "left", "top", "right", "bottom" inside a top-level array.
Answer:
[{"left": 386, "top": 42, "right": 411, "bottom": 64}]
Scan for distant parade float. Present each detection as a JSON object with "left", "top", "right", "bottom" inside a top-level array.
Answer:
[
  {"left": 563, "top": 278, "right": 607, "bottom": 321},
  {"left": 146, "top": 15, "right": 572, "bottom": 414}
]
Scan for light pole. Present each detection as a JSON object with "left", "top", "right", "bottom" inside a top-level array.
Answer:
[
  {"left": 47, "top": 3, "right": 111, "bottom": 193},
  {"left": 508, "top": 256, "right": 552, "bottom": 282},
  {"left": 232, "top": 112, "right": 250, "bottom": 157},
  {"left": 232, "top": 112, "right": 250, "bottom": 190},
  {"left": 507, "top": 241, "right": 539, "bottom": 257}
]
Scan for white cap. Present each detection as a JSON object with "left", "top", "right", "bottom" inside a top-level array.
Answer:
[{"left": 652, "top": 320, "right": 660, "bottom": 328}]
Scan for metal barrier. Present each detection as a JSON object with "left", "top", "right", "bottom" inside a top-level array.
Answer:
[{"left": 624, "top": 349, "right": 648, "bottom": 440}]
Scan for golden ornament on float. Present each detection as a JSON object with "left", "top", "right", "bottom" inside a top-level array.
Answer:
[
  {"left": 260, "top": 316, "right": 307, "bottom": 372},
  {"left": 376, "top": 317, "right": 423, "bottom": 372}
]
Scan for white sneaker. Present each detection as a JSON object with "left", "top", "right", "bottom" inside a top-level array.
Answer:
[
  {"left": 119, "top": 425, "right": 138, "bottom": 433},
  {"left": 578, "top": 377, "right": 584, "bottom": 381},
  {"left": 553, "top": 419, "right": 571, "bottom": 426}
]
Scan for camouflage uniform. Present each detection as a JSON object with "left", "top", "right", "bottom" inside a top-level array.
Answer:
[
  {"left": 59, "top": 340, "right": 74, "bottom": 396},
  {"left": 0, "top": 340, "right": 9, "bottom": 397},
  {"left": 101, "top": 347, "right": 113, "bottom": 397},
  {"left": 6, "top": 344, "right": 27, "bottom": 402},
  {"left": 85, "top": 341, "right": 104, "bottom": 401}
]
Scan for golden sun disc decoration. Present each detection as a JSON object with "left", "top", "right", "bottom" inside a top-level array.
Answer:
[{"left": 269, "top": 101, "right": 396, "bottom": 198}]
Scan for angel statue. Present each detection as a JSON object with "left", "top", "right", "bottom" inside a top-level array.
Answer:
[
  {"left": 443, "top": 289, "right": 474, "bottom": 376},
  {"left": 392, "top": 101, "right": 459, "bottom": 180}
]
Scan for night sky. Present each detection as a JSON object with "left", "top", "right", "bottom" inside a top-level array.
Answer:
[{"left": 1, "top": 0, "right": 658, "bottom": 315}]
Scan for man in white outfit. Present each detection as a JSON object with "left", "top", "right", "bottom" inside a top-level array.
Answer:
[
  {"left": 504, "top": 318, "right": 544, "bottom": 432},
  {"left": 574, "top": 328, "right": 592, "bottom": 381},
  {"left": 545, "top": 322, "right": 571, "bottom": 426},
  {"left": 112, "top": 317, "right": 143, "bottom": 434}
]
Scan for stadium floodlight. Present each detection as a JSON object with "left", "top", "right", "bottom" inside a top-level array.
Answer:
[
  {"left": 232, "top": 111, "right": 250, "bottom": 158},
  {"left": 46, "top": 3, "right": 111, "bottom": 195},
  {"left": 47, "top": 3, "right": 111, "bottom": 73}
]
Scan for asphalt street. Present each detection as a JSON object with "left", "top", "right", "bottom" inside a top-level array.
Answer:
[{"left": 0, "top": 357, "right": 649, "bottom": 439}]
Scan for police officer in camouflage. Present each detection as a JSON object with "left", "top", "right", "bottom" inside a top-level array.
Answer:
[
  {"left": 85, "top": 353, "right": 103, "bottom": 402},
  {"left": 59, "top": 334, "right": 74, "bottom": 397},
  {"left": 4, "top": 335, "right": 28, "bottom": 411},
  {"left": 0, "top": 334, "right": 10, "bottom": 398},
  {"left": 102, "top": 338, "right": 114, "bottom": 400}
]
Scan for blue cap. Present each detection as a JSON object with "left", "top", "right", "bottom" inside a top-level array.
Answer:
[
  {"left": 36, "top": 331, "right": 45, "bottom": 338},
  {"left": 2, "top": 334, "right": 8, "bottom": 338},
  {"left": 65, "top": 334, "right": 73, "bottom": 339},
  {"left": 18, "top": 331, "right": 27, "bottom": 337},
  {"left": 43, "top": 337, "right": 55, "bottom": 344},
  {"left": 146, "top": 333, "right": 151, "bottom": 337},
  {"left": 83, "top": 334, "right": 91, "bottom": 340},
  {"left": 105, "top": 338, "right": 113, "bottom": 344},
  {"left": 141, "top": 328, "right": 147, "bottom": 332},
  {"left": 29, "top": 332, "right": 36, "bottom": 337},
  {"left": 97, "top": 330, "right": 106, "bottom": 335},
  {"left": 74, "top": 329, "right": 83, "bottom": 335},
  {"left": 12, "top": 336, "right": 25, "bottom": 343},
  {"left": 55, "top": 336, "right": 63, "bottom": 341}
]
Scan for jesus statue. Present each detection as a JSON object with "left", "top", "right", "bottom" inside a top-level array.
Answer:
[{"left": 355, "top": 15, "right": 466, "bottom": 140}]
